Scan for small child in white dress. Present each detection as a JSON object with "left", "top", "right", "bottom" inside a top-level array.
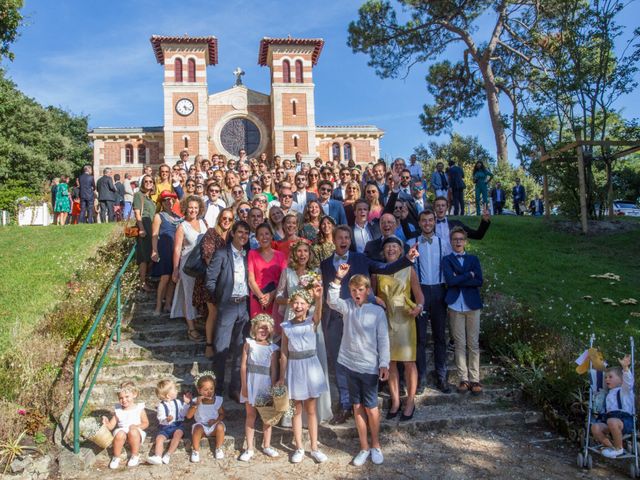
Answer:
[
  {"left": 278, "top": 285, "right": 328, "bottom": 464},
  {"left": 185, "top": 372, "right": 225, "bottom": 463},
  {"left": 239, "top": 313, "right": 280, "bottom": 462},
  {"left": 147, "top": 379, "right": 193, "bottom": 465},
  {"left": 102, "top": 381, "right": 149, "bottom": 469}
]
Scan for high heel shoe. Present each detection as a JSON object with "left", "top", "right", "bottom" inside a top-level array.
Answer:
[
  {"left": 399, "top": 405, "right": 415, "bottom": 422},
  {"left": 386, "top": 407, "right": 400, "bottom": 420}
]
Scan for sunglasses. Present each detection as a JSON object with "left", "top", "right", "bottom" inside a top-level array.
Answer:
[
  {"left": 281, "top": 194, "right": 293, "bottom": 198},
  {"left": 232, "top": 190, "right": 243, "bottom": 194},
  {"left": 239, "top": 208, "right": 250, "bottom": 213},
  {"left": 320, "top": 187, "right": 332, "bottom": 192},
  {"left": 309, "top": 173, "right": 319, "bottom": 177},
  {"left": 209, "top": 189, "right": 220, "bottom": 193}
]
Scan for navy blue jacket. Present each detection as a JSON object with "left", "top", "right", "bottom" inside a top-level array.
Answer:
[
  {"left": 206, "top": 244, "right": 249, "bottom": 305},
  {"left": 321, "top": 199, "right": 348, "bottom": 225},
  {"left": 448, "top": 165, "right": 465, "bottom": 190},
  {"left": 443, "top": 253, "right": 483, "bottom": 310}
]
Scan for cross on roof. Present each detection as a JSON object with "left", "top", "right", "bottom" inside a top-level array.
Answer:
[{"left": 233, "top": 67, "right": 245, "bottom": 86}]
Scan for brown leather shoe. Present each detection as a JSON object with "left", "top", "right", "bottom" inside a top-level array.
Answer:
[
  {"left": 457, "top": 381, "right": 470, "bottom": 393},
  {"left": 470, "top": 382, "right": 483, "bottom": 395},
  {"left": 329, "top": 409, "right": 352, "bottom": 425}
]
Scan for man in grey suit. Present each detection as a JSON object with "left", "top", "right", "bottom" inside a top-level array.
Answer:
[
  {"left": 96, "top": 168, "right": 117, "bottom": 222},
  {"left": 206, "top": 221, "right": 250, "bottom": 399}
]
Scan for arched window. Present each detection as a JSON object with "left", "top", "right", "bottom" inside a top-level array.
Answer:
[
  {"left": 343, "top": 143, "right": 352, "bottom": 162},
  {"left": 174, "top": 58, "right": 183, "bottom": 82},
  {"left": 332, "top": 142, "right": 341, "bottom": 161},
  {"left": 293, "top": 135, "right": 299, "bottom": 148},
  {"left": 138, "top": 145, "right": 146, "bottom": 164},
  {"left": 292, "top": 99, "right": 297, "bottom": 116},
  {"left": 282, "top": 59, "right": 291, "bottom": 83},
  {"left": 125, "top": 144, "right": 134, "bottom": 164},
  {"left": 187, "top": 58, "right": 196, "bottom": 82},
  {"left": 295, "top": 60, "right": 303, "bottom": 83},
  {"left": 184, "top": 137, "right": 189, "bottom": 149}
]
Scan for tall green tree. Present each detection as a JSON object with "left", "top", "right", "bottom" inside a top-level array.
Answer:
[
  {"left": 348, "top": 0, "right": 567, "bottom": 167},
  {"left": 0, "top": 0, "right": 24, "bottom": 62}
]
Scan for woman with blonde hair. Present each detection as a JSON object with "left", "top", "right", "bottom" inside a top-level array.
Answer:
[
  {"left": 268, "top": 206, "right": 285, "bottom": 241},
  {"left": 193, "top": 208, "right": 234, "bottom": 358},
  {"left": 343, "top": 180, "right": 361, "bottom": 226},
  {"left": 171, "top": 195, "right": 207, "bottom": 342},
  {"left": 133, "top": 175, "right": 157, "bottom": 292}
]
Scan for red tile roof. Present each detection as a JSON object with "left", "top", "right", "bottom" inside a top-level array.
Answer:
[
  {"left": 258, "top": 37, "right": 324, "bottom": 66},
  {"left": 150, "top": 35, "right": 218, "bottom": 65}
]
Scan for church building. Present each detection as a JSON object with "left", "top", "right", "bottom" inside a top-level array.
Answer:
[{"left": 89, "top": 35, "right": 384, "bottom": 174}]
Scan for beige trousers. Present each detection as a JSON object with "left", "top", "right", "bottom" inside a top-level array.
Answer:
[{"left": 449, "top": 309, "right": 481, "bottom": 383}]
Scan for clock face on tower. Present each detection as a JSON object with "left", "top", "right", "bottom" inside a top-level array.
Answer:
[{"left": 175, "top": 98, "right": 194, "bottom": 116}]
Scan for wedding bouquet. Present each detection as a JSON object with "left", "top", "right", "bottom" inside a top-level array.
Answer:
[
  {"left": 299, "top": 272, "right": 321, "bottom": 290},
  {"left": 254, "top": 385, "right": 294, "bottom": 426}
]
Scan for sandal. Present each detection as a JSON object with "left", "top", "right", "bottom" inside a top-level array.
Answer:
[
  {"left": 205, "top": 343, "right": 214, "bottom": 359},
  {"left": 470, "top": 382, "right": 483, "bottom": 395},
  {"left": 457, "top": 381, "right": 470, "bottom": 393},
  {"left": 187, "top": 329, "right": 203, "bottom": 342}
]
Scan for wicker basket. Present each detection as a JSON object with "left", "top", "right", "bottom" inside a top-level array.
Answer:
[
  {"left": 255, "top": 405, "right": 285, "bottom": 427},
  {"left": 273, "top": 386, "right": 290, "bottom": 412},
  {"left": 89, "top": 424, "right": 114, "bottom": 449}
]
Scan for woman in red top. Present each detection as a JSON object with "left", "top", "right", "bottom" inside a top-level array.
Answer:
[
  {"left": 248, "top": 223, "right": 287, "bottom": 330},
  {"left": 274, "top": 213, "right": 310, "bottom": 258}
]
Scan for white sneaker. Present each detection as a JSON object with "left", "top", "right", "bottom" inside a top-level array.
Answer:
[
  {"left": 109, "top": 457, "right": 120, "bottom": 469},
  {"left": 370, "top": 447, "right": 384, "bottom": 465},
  {"left": 291, "top": 448, "right": 305, "bottom": 463},
  {"left": 147, "top": 455, "right": 162, "bottom": 465},
  {"left": 602, "top": 447, "right": 625, "bottom": 459},
  {"left": 162, "top": 454, "right": 171, "bottom": 464},
  {"left": 352, "top": 449, "right": 370, "bottom": 466},
  {"left": 239, "top": 449, "right": 254, "bottom": 462},
  {"left": 127, "top": 455, "right": 140, "bottom": 468},
  {"left": 262, "top": 446, "right": 279, "bottom": 458},
  {"left": 215, "top": 448, "right": 225, "bottom": 459},
  {"left": 310, "top": 449, "right": 328, "bottom": 463},
  {"left": 191, "top": 451, "right": 200, "bottom": 463}
]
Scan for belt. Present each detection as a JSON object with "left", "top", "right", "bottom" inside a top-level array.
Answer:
[
  {"left": 247, "top": 364, "right": 270, "bottom": 375},
  {"left": 230, "top": 296, "right": 247, "bottom": 303},
  {"left": 288, "top": 349, "right": 316, "bottom": 360}
]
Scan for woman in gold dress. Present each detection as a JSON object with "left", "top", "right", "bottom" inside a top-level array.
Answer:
[{"left": 376, "top": 237, "right": 424, "bottom": 421}]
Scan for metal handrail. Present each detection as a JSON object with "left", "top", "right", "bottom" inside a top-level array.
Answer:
[{"left": 72, "top": 245, "right": 136, "bottom": 453}]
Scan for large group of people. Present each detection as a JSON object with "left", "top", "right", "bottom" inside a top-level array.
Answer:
[{"left": 97, "top": 149, "right": 497, "bottom": 469}]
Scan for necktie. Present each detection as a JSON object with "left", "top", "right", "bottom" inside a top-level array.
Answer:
[
  {"left": 436, "top": 219, "right": 446, "bottom": 224},
  {"left": 420, "top": 236, "right": 433, "bottom": 245}
]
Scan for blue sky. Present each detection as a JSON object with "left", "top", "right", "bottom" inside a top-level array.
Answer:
[{"left": 4, "top": 0, "right": 640, "bottom": 164}]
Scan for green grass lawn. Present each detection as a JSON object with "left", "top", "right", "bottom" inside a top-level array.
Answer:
[
  {"left": 466, "top": 216, "right": 640, "bottom": 351},
  {"left": 0, "top": 224, "right": 118, "bottom": 353}
]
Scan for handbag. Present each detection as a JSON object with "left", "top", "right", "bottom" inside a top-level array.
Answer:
[
  {"left": 182, "top": 234, "right": 206, "bottom": 278},
  {"left": 124, "top": 194, "right": 144, "bottom": 238}
]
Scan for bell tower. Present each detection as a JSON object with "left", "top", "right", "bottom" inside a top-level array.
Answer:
[
  {"left": 151, "top": 35, "right": 218, "bottom": 164},
  {"left": 258, "top": 37, "right": 324, "bottom": 162}
]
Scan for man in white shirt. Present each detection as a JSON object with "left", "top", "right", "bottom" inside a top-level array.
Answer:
[
  {"left": 409, "top": 209, "right": 451, "bottom": 394},
  {"left": 238, "top": 163, "right": 252, "bottom": 199},
  {"left": 351, "top": 200, "right": 381, "bottom": 253},
  {"left": 292, "top": 172, "right": 317, "bottom": 211},
  {"left": 408, "top": 154, "right": 423, "bottom": 180},
  {"left": 203, "top": 184, "right": 226, "bottom": 227}
]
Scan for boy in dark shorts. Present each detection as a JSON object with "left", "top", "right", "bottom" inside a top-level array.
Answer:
[
  {"left": 328, "top": 265, "right": 390, "bottom": 467},
  {"left": 591, "top": 355, "right": 635, "bottom": 458}
]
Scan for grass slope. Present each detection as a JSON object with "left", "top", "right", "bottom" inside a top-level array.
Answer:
[
  {"left": 0, "top": 224, "right": 117, "bottom": 353},
  {"left": 467, "top": 216, "right": 640, "bottom": 351}
]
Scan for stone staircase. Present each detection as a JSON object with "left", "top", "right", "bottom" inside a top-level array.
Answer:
[{"left": 81, "top": 292, "right": 542, "bottom": 469}]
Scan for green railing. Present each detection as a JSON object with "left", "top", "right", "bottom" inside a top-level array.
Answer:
[{"left": 72, "top": 245, "right": 136, "bottom": 453}]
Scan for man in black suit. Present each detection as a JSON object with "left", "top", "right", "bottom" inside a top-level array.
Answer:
[
  {"left": 331, "top": 167, "right": 352, "bottom": 202},
  {"left": 96, "top": 168, "right": 117, "bottom": 223},
  {"left": 447, "top": 160, "right": 466, "bottom": 215},
  {"left": 490, "top": 182, "right": 506, "bottom": 215},
  {"left": 349, "top": 199, "right": 381, "bottom": 253},
  {"left": 114, "top": 174, "right": 125, "bottom": 220},
  {"left": 512, "top": 178, "right": 526, "bottom": 215},
  {"left": 433, "top": 196, "right": 490, "bottom": 256},
  {"left": 78, "top": 165, "right": 95, "bottom": 224},
  {"left": 364, "top": 213, "right": 409, "bottom": 261},
  {"left": 206, "top": 221, "right": 250, "bottom": 398}
]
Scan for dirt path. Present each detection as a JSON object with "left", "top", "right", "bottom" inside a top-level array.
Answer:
[{"left": 64, "top": 423, "right": 628, "bottom": 480}]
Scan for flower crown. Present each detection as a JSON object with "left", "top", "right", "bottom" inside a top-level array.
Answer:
[
  {"left": 194, "top": 370, "right": 217, "bottom": 385},
  {"left": 115, "top": 381, "right": 139, "bottom": 396},
  {"left": 288, "top": 287, "right": 314, "bottom": 305},
  {"left": 251, "top": 313, "right": 275, "bottom": 329}
]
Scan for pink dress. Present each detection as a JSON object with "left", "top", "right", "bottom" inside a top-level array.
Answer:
[{"left": 248, "top": 249, "right": 287, "bottom": 331}]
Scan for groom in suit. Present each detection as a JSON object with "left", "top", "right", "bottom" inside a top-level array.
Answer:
[
  {"left": 320, "top": 225, "right": 419, "bottom": 424},
  {"left": 206, "top": 221, "right": 250, "bottom": 399},
  {"left": 317, "top": 180, "right": 348, "bottom": 225}
]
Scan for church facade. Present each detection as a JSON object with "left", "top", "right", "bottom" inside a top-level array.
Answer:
[{"left": 89, "top": 35, "right": 383, "bottom": 174}]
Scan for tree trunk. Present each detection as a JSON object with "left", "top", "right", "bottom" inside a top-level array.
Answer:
[{"left": 478, "top": 61, "right": 509, "bottom": 167}]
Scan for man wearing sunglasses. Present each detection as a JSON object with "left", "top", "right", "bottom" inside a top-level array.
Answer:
[
  {"left": 331, "top": 167, "right": 352, "bottom": 202},
  {"left": 292, "top": 172, "right": 317, "bottom": 211},
  {"left": 317, "top": 180, "right": 347, "bottom": 225}
]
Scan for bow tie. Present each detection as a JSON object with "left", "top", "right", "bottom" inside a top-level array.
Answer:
[
  {"left": 420, "top": 236, "right": 433, "bottom": 245},
  {"left": 436, "top": 219, "right": 446, "bottom": 224},
  {"left": 233, "top": 250, "right": 246, "bottom": 258},
  {"left": 456, "top": 254, "right": 465, "bottom": 259},
  {"left": 335, "top": 254, "right": 348, "bottom": 261}
]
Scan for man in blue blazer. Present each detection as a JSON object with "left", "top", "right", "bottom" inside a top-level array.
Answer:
[
  {"left": 317, "top": 180, "right": 348, "bottom": 225},
  {"left": 292, "top": 171, "right": 317, "bottom": 208},
  {"left": 320, "top": 225, "right": 419, "bottom": 424},
  {"left": 512, "top": 178, "right": 526, "bottom": 216},
  {"left": 331, "top": 167, "right": 352, "bottom": 202},
  {"left": 442, "top": 226, "right": 484, "bottom": 395},
  {"left": 206, "top": 221, "right": 250, "bottom": 399}
]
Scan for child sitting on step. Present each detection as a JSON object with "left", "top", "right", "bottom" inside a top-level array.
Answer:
[
  {"left": 102, "top": 381, "right": 149, "bottom": 469},
  {"left": 277, "top": 284, "right": 329, "bottom": 464},
  {"left": 147, "top": 379, "right": 193, "bottom": 465},
  {"left": 239, "top": 314, "right": 280, "bottom": 462},
  {"left": 185, "top": 371, "right": 226, "bottom": 463},
  {"left": 591, "top": 354, "right": 635, "bottom": 459}
]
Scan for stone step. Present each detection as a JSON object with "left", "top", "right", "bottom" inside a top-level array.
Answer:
[{"left": 108, "top": 338, "right": 206, "bottom": 360}]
